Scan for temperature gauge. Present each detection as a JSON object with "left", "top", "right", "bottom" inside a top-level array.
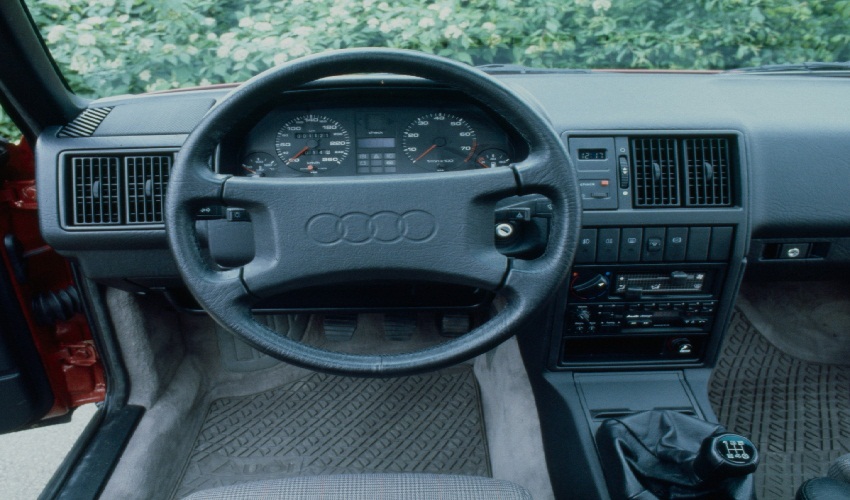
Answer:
[
  {"left": 475, "top": 149, "right": 510, "bottom": 168},
  {"left": 241, "top": 152, "right": 278, "bottom": 177}
]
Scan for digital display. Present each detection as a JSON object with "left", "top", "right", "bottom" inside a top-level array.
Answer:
[
  {"left": 578, "top": 149, "right": 607, "bottom": 160},
  {"left": 357, "top": 138, "right": 396, "bottom": 148}
]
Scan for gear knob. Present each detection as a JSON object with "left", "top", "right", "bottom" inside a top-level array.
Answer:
[{"left": 694, "top": 433, "right": 759, "bottom": 482}]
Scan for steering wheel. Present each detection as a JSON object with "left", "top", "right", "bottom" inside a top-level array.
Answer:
[{"left": 165, "top": 48, "right": 581, "bottom": 376}]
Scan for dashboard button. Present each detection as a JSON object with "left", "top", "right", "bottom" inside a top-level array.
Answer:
[
  {"left": 596, "top": 228, "right": 620, "bottom": 263},
  {"left": 664, "top": 227, "right": 689, "bottom": 261},
  {"left": 709, "top": 227, "right": 734, "bottom": 261},
  {"left": 575, "top": 229, "right": 597, "bottom": 263},
  {"left": 642, "top": 227, "right": 666, "bottom": 262},
  {"left": 619, "top": 228, "right": 642, "bottom": 262},
  {"left": 687, "top": 227, "right": 711, "bottom": 261}
]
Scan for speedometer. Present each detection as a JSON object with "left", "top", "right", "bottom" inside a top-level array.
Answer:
[
  {"left": 275, "top": 114, "right": 351, "bottom": 173},
  {"left": 402, "top": 113, "right": 476, "bottom": 171}
]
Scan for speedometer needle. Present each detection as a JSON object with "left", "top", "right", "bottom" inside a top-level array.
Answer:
[
  {"left": 286, "top": 146, "right": 310, "bottom": 164},
  {"left": 412, "top": 144, "right": 437, "bottom": 163}
]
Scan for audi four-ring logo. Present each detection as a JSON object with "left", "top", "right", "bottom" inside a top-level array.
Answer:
[{"left": 306, "top": 211, "right": 437, "bottom": 245}]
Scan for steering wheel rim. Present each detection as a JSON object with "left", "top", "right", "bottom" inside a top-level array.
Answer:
[{"left": 165, "top": 48, "right": 581, "bottom": 376}]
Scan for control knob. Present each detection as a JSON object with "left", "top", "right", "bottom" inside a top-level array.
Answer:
[{"left": 570, "top": 272, "right": 609, "bottom": 300}]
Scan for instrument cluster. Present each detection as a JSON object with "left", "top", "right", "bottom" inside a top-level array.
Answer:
[{"left": 228, "top": 91, "right": 520, "bottom": 177}]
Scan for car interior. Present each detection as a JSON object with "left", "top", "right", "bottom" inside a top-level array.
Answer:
[{"left": 1, "top": 1, "right": 850, "bottom": 499}]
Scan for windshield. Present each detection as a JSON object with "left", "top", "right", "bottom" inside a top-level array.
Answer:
[{"left": 22, "top": 0, "right": 850, "bottom": 97}]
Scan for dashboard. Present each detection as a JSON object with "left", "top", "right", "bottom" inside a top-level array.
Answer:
[
  {"left": 220, "top": 90, "right": 522, "bottom": 178},
  {"left": 32, "top": 73, "right": 850, "bottom": 373}
]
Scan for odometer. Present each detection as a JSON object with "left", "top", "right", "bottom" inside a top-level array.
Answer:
[
  {"left": 275, "top": 115, "right": 351, "bottom": 173},
  {"left": 402, "top": 113, "right": 476, "bottom": 171}
]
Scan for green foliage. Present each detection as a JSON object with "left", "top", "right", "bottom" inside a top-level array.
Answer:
[
  {"left": 0, "top": 107, "right": 20, "bottom": 141},
  {"left": 1, "top": 0, "right": 848, "bottom": 135}
]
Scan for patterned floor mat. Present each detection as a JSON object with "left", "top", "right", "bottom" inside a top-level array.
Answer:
[
  {"left": 709, "top": 308, "right": 850, "bottom": 499},
  {"left": 173, "top": 365, "right": 489, "bottom": 498}
]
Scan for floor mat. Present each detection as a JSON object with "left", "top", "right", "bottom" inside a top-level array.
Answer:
[
  {"left": 172, "top": 365, "right": 490, "bottom": 499},
  {"left": 709, "top": 308, "right": 850, "bottom": 499}
]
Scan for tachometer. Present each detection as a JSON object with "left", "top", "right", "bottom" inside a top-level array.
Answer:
[
  {"left": 402, "top": 113, "right": 476, "bottom": 171},
  {"left": 275, "top": 114, "right": 351, "bottom": 173}
]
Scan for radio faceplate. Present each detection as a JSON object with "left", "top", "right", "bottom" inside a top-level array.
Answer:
[{"left": 561, "top": 263, "right": 726, "bottom": 365}]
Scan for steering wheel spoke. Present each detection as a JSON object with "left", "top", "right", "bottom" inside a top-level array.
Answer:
[{"left": 223, "top": 168, "right": 519, "bottom": 298}]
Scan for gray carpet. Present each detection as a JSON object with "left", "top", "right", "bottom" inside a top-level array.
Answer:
[
  {"left": 172, "top": 365, "right": 490, "bottom": 499},
  {"left": 709, "top": 308, "right": 850, "bottom": 500}
]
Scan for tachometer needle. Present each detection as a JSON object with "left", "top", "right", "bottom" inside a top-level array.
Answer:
[
  {"left": 412, "top": 144, "right": 437, "bottom": 163},
  {"left": 477, "top": 158, "right": 490, "bottom": 169},
  {"left": 286, "top": 146, "right": 310, "bottom": 164}
]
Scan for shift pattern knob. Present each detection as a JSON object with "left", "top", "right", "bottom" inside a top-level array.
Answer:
[{"left": 694, "top": 432, "right": 759, "bottom": 482}]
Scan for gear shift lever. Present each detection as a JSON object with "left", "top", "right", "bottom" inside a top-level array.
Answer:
[{"left": 694, "top": 433, "right": 759, "bottom": 482}]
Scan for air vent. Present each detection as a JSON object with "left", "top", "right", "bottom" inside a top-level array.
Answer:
[
  {"left": 58, "top": 107, "right": 113, "bottom": 138},
  {"left": 630, "top": 138, "right": 680, "bottom": 207},
  {"left": 125, "top": 155, "right": 172, "bottom": 224},
  {"left": 684, "top": 138, "right": 732, "bottom": 206},
  {"left": 71, "top": 156, "right": 122, "bottom": 225}
]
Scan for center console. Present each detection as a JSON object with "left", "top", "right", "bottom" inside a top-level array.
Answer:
[
  {"left": 526, "top": 131, "right": 749, "bottom": 499},
  {"left": 544, "top": 132, "right": 748, "bottom": 370}
]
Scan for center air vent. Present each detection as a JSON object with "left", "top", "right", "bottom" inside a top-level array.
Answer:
[
  {"left": 65, "top": 151, "right": 175, "bottom": 228},
  {"left": 683, "top": 138, "right": 732, "bottom": 206},
  {"left": 629, "top": 136, "right": 735, "bottom": 208},
  {"left": 631, "top": 138, "right": 681, "bottom": 207}
]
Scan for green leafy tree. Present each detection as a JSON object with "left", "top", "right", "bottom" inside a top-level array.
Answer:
[{"left": 1, "top": 0, "right": 848, "bottom": 135}]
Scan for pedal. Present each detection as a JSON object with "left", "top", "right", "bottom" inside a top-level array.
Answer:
[
  {"left": 384, "top": 314, "right": 417, "bottom": 341},
  {"left": 438, "top": 314, "right": 471, "bottom": 337},
  {"left": 322, "top": 314, "right": 358, "bottom": 341}
]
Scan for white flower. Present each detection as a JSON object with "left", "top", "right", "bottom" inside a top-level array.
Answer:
[
  {"left": 139, "top": 70, "right": 151, "bottom": 82},
  {"left": 418, "top": 18, "right": 435, "bottom": 29},
  {"left": 216, "top": 46, "right": 230, "bottom": 58},
  {"left": 439, "top": 7, "right": 451, "bottom": 21},
  {"left": 378, "top": 2, "right": 389, "bottom": 10},
  {"left": 232, "top": 48, "right": 249, "bottom": 62},
  {"left": 592, "top": 0, "right": 611, "bottom": 11},
  {"left": 203, "top": 17, "right": 216, "bottom": 27},
  {"left": 524, "top": 45, "right": 541, "bottom": 56},
  {"left": 137, "top": 38, "right": 154, "bottom": 53},
  {"left": 443, "top": 25, "right": 463, "bottom": 39},
  {"left": 77, "top": 33, "right": 96, "bottom": 46},
  {"left": 367, "top": 18, "right": 379, "bottom": 28},
  {"left": 220, "top": 32, "right": 238, "bottom": 46},
  {"left": 162, "top": 43, "right": 177, "bottom": 54},
  {"left": 189, "top": 34, "right": 199, "bottom": 42},
  {"left": 273, "top": 53, "right": 288, "bottom": 65},
  {"left": 482, "top": 22, "right": 496, "bottom": 31},
  {"left": 379, "top": 22, "right": 392, "bottom": 33},
  {"left": 330, "top": 5, "right": 347, "bottom": 18},
  {"left": 255, "top": 21, "right": 273, "bottom": 32},
  {"left": 292, "top": 26, "right": 314, "bottom": 36},
  {"left": 206, "top": 33, "right": 217, "bottom": 41},
  {"left": 186, "top": 46, "right": 199, "bottom": 55},
  {"left": 279, "top": 38, "right": 295, "bottom": 49},
  {"left": 86, "top": 16, "right": 105, "bottom": 26},
  {"left": 117, "top": 15, "right": 129, "bottom": 23},
  {"left": 260, "top": 37, "right": 276, "bottom": 48},
  {"left": 238, "top": 17, "right": 254, "bottom": 28},
  {"left": 46, "top": 26, "right": 66, "bottom": 44}
]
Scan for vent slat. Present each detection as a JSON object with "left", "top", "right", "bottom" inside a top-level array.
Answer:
[
  {"left": 630, "top": 137, "right": 680, "bottom": 207},
  {"left": 71, "top": 156, "right": 121, "bottom": 225},
  {"left": 684, "top": 137, "right": 732, "bottom": 206},
  {"left": 125, "top": 155, "right": 172, "bottom": 224},
  {"left": 58, "top": 107, "right": 113, "bottom": 138}
]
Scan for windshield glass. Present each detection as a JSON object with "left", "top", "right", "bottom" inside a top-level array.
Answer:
[{"left": 24, "top": 0, "right": 850, "bottom": 97}]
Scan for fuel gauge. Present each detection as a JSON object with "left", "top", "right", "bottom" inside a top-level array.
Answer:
[
  {"left": 475, "top": 149, "right": 510, "bottom": 168},
  {"left": 241, "top": 152, "right": 278, "bottom": 177}
]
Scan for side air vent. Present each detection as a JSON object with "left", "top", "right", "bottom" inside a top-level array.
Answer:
[
  {"left": 126, "top": 155, "right": 172, "bottom": 224},
  {"left": 630, "top": 138, "right": 680, "bottom": 207},
  {"left": 684, "top": 138, "right": 732, "bottom": 206},
  {"left": 71, "top": 156, "right": 122, "bottom": 225},
  {"left": 58, "top": 107, "right": 113, "bottom": 138},
  {"left": 65, "top": 150, "right": 175, "bottom": 228}
]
